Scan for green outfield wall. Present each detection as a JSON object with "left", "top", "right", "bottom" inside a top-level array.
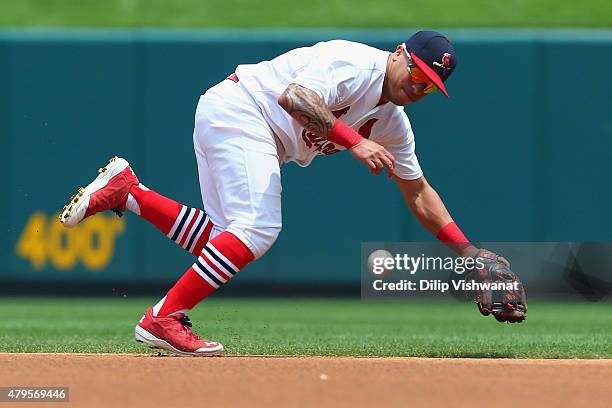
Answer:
[{"left": 1, "top": 29, "right": 611, "bottom": 294}]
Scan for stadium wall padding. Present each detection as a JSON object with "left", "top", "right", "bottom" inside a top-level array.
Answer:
[{"left": 1, "top": 29, "right": 611, "bottom": 293}]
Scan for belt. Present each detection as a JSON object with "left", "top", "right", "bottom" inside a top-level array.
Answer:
[{"left": 227, "top": 73, "right": 239, "bottom": 83}]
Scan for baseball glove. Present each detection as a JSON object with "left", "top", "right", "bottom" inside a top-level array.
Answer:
[{"left": 464, "top": 249, "right": 528, "bottom": 323}]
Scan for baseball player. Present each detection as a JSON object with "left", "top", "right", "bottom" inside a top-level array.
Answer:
[{"left": 60, "top": 31, "right": 526, "bottom": 357}]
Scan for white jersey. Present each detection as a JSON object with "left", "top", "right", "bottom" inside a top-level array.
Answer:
[{"left": 235, "top": 40, "right": 423, "bottom": 180}]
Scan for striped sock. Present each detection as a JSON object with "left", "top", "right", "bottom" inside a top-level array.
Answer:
[
  {"left": 154, "top": 231, "right": 255, "bottom": 316},
  {"left": 128, "top": 184, "right": 213, "bottom": 255}
]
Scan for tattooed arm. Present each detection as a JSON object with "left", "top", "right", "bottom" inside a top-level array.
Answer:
[
  {"left": 278, "top": 83, "right": 395, "bottom": 176},
  {"left": 277, "top": 83, "right": 335, "bottom": 138}
]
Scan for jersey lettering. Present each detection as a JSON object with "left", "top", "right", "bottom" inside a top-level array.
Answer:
[
  {"left": 300, "top": 106, "right": 352, "bottom": 155},
  {"left": 301, "top": 107, "right": 378, "bottom": 156},
  {"left": 357, "top": 118, "right": 378, "bottom": 139},
  {"left": 332, "top": 106, "right": 351, "bottom": 118}
]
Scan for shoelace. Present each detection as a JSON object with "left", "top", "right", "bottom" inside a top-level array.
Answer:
[
  {"left": 177, "top": 315, "right": 192, "bottom": 328},
  {"left": 175, "top": 315, "right": 201, "bottom": 340}
]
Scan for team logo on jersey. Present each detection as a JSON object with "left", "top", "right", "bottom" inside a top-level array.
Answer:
[{"left": 433, "top": 53, "right": 452, "bottom": 70}]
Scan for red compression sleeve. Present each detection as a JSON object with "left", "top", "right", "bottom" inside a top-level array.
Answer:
[
  {"left": 436, "top": 221, "right": 471, "bottom": 254},
  {"left": 327, "top": 120, "right": 364, "bottom": 149}
]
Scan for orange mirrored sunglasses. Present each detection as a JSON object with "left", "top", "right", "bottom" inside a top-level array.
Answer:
[{"left": 402, "top": 46, "right": 438, "bottom": 94}]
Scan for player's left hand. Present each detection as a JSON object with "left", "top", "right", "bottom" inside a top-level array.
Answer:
[
  {"left": 349, "top": 139, "right": 395, "bottom": 177},
  {"left": 464, "top": 249, "right": 527, "bottom": 323}
]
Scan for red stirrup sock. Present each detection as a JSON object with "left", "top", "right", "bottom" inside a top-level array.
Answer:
[
  {"left": 153, "top": 231, "right": 255, "bottom": 316},
  {"left": 128, "top": 184, "right": 214, "bottom": 255}
]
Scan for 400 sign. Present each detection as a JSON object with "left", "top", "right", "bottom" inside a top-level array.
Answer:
[{"left": 16, "top": 212, "right": 125, "bottom": 271}]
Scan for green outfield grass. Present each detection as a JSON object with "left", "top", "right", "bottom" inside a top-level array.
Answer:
[
  {"left": 0, "top": 297, "right": 610, "bottom": 358},
  {"left": 0, "top": 0, "right": 611, "bottom": 28}
]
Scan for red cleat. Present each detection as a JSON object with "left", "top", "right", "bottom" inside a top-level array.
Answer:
[
  {"left": 60, "top": 156, "right": 139, "bottom": 227},
  {"left": 135, "top": 307, "right": 224, "bottom": 356}
]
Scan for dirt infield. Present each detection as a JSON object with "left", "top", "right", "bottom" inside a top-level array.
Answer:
[{"left": 1, "top": 354, "right": 611, "bottom": 407}]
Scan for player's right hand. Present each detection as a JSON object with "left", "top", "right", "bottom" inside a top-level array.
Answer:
[{"left": 349, "top": 139, "right": 395, "bottom": 177}]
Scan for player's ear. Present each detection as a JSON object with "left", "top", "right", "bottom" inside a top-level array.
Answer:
[{"left": 389, "top": 44, "right": 403, "bottom": 62}]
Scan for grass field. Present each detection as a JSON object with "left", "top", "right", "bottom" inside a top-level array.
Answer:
[
  {"left": 1, "top": 297, "right": 610, "bottom": 358},
  {"left": 0, "top": 0, "right": 611, "bottom": 28}
]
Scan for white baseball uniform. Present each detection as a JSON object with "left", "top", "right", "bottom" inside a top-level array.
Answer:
[{"left": 194, "top": 40, "right": 423, "bottom": 258}]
